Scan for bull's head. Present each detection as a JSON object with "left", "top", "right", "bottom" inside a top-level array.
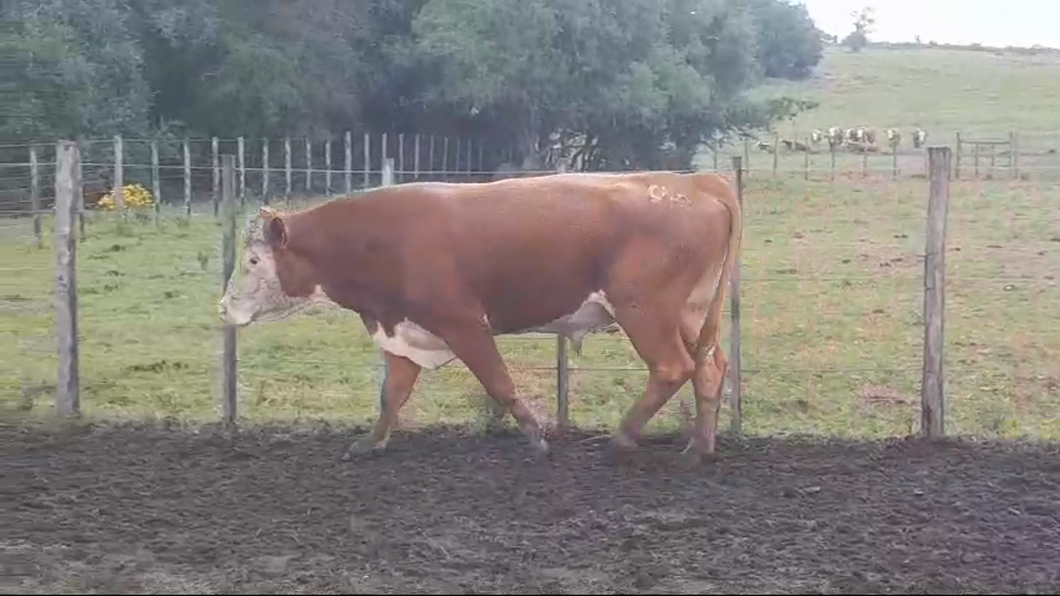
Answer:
[{"left": 218, "top": 206, "right": 325, "bottom": 327}]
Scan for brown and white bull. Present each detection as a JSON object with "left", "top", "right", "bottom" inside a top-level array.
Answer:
[{"left": 218, "top": 171, "right": 743, "bottom": 462}]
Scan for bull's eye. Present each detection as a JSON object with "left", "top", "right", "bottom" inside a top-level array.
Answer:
[{"left": 249, "top": 256, "right": 259, "bottom": 266}]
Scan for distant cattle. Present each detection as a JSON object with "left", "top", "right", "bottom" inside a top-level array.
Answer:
[
  {"left": 219, "top": 171, "right": 743, "bottom": 462},
  {"left": 912, "top": 128, "right": 928, "bottom": 149},
  {"left": 886, "top": 129, "right": 902, "bottom": 150},
  {"left": 826, "top": 127, "right": 845, "bottom": 149}
]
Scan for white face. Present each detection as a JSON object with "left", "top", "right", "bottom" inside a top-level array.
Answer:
[{"left": 218, "top": 241, "right": 290, "bottom": 327}]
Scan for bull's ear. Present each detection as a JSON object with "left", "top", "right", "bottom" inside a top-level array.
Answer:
[
  {"left": 259, "top": 205, "right": 278, "bottom": 219},
  {"left": 263, "top": 214, "right": 288, "bottom": 248}
]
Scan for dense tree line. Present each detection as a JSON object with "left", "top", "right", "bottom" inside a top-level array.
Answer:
[{"left": 1, "top": 0, "right": 824, "bottom": 171}]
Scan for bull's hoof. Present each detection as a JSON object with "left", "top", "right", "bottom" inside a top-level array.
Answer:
[
  {"left": 522, "top": 428, "right": 550, "bottom": 456},
  {"left": 606, "top": 432, "right": 639, "bottom": 463},
  {"left": 341, "top": 437, "right": 386, "bottom": 461},
  {"left": 678, "top": 438, "right": 716, "bottom": 467}
]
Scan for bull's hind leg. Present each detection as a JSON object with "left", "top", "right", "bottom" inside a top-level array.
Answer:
[
  {"left": 679, "top": 312, "right": 729, "bottom": 461},
  {"left": 611, "top": 305, "right": 695, "bottom": 450},
  {"left": 343, "top": 351, "right": 421, "bottom": 460}
]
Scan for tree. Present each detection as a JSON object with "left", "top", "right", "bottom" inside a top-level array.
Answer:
[
  {"left": 0, "top": 0, "right": 829, "bottom": 173},
  {"left": 743, "top": 0, "right": 824, "bottom": 80},
  {"left": 843, "top": 6, "right": 875, "bottom": 52}
]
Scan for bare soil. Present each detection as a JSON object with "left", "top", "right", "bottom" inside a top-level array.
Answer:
[{"left": 4, "top": 420, "right": 1060, "bottom": 594}]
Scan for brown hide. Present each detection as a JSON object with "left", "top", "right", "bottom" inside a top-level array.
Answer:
[{"left": 263, "top": 172, "right": 736, "bottom": 342}]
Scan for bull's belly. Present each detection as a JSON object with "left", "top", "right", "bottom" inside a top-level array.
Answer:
[{"left": 370, "top": 291, "right": 617, "bottom": 370}]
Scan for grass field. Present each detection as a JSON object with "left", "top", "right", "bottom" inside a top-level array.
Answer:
[
  {"left": 754, "top": 45, "right": 1060, "bottom": 136},
  {"left": 3, "top": 44, "right": 1060, "bottom": 442}
]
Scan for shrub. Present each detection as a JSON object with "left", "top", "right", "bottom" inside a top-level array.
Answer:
[{"left": 96, "top": 183, "right": 154, "bottom": 210}]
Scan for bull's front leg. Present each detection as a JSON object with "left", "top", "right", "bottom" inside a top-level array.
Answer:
[{"left": 343, "top": 350, "right": 421, "bottom": 460}]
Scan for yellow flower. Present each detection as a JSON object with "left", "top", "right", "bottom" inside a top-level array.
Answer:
[{"left": 95, "top": 183, "right": 155, "bottom": 210}]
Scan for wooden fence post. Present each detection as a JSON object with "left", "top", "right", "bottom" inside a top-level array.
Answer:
[
  {"left": 261, "top": 138, "right": 270, "bottom": 205},
  {"left": 555, "top": 161, "right": 570, "bottom": 428},
  {"left": 113, "top": 135, "right": 125, "bottom": 211},
  {"left": 325, "top": 137, "right": 332, "bottom": 195},
  {"left": 284, "top": 137, "right": 292, "bottom": 204},
  {"left": 237, "top": 136, "right": 246, "bottom": 206},
  {"left": 221, "top": 155, "right": 238, "bottom": 425},
  {"left": 398, "top": 133, "right": 405, "bottom": 183},
  {"left": 375, "top": 158, "right": 396, "bottom": 414},
  {"left": 344, "top": 131, "right": 352, "bottom": 194},
  {"left": 211, "top": 136, "right": 219, "bottom": 216},
  {"left": 413, "top": 134, "right": 421, "bottom": 179},
  {"left": 729, "top": 155, "right": 744, "bottom": 434},
  {"left": 54, "top": 140, "right": 81, "bottom": 416},
  {"left": 771, "top": 133, "right": 778, "bottom": 177},
  {"left": 363, "top": 132, "right": 371, "bottom": 189},
  {"left": 29, "top": 145, "right": 41, "bottom": 247},
  {"left": 954, "top": 132, "right": 962, "bottom": 179},
  {"left": 1010, "top": 132, "right": 1020, "bottom": 179},
  {"left": 304, "top": 137, "right": 312, "bottom": 194},
  {"left": 150, "top": 140, "right": 160, "bottom": 224},
  {"left": 802, "top": 140, "right": 809, "bottom": 180},
  {"left": 382, "top": 157, "right": 394, "bottom": 187},
  {"left": 183, "top": 138, "right": 191, "bottom": 216},
  {"left": 921, "top": 146, "right": 951, "bottom": 439}
]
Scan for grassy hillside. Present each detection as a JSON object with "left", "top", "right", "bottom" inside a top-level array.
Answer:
[{"left": 751, "top": 45, "right": 1060, "bottom": 143}]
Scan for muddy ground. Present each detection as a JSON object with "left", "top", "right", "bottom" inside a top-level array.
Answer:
[{"left": 3, "top": 420, "right": 1060, "bottom": 594}]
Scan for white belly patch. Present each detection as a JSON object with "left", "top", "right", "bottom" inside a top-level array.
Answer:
[{"left": 369, "top": 291, "right": 617, "bottom": 370}]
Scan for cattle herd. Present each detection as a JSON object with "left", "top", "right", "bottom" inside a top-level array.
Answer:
[{"left": 758, "top": 126, "right": 929, "bottom": 154}]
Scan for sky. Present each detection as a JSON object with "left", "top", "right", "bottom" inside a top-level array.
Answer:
[{"left": 798, "top": 0, "right": 1060, "bottom": 49}]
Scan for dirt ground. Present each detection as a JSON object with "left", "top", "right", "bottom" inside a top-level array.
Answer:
[{"left": 4, "top": 420, "right": 1060, "bottom": 594}]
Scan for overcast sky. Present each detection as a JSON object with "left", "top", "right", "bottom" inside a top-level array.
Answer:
[{"left": 799, "top": 0, "right": 1060, "bottom": 49}]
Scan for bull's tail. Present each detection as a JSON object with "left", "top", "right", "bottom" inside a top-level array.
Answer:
[{"left": 694, "top": 180, "right": 743, "bottom": 364}]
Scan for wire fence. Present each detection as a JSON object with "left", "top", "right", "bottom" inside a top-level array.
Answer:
[{"left": 3, "top": 137, "right": 1058, "bottom": 444}]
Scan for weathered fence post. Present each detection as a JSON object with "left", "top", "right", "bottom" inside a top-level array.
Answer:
[
  {"left": 150, "top": 140, "right": 161, "bottom": 224},
  {"left": 413, "top": 134, "right": 422, "bottom": 179},
  {"left": 802, "top": 140, "right": 809, "bottom": 180},
  {"left": 237, "top": 136, "right": 246, "bottom": 206},
  {"left": 29, "top": 145, "right": 42, "bottom": 247},
  {"left": 555, "top": 161, "right": 571, "bottom": 428},
  {"left": 375, "top": 157, "right": 396, "bottom": 414},
  {"left": 363, "top": 133, "right": 371, "bottom": 189},
  {"left": 220, "top": 155, "right": 238, "bottom": 425},
  {"left": 304, "top": 137, "right": 312, "bottom": 195},
  {"left": 382, "top": 157, "right": 394, "bottom": 188},
  {"left": 54, "top": 140, "right": 81, "bottom": 416},
  {"left": 261, "top": 138, "right": 270, "bottom": 205},
  {"left": 771, "top": 133, "right": 779, "bottom": 177},
  {"left": 284, "top": 137, "right": 292, "bottom": 205},
  {"left": 211, "top": 136, "right": 219, "bottom": 216},
  {"left": 182, "top": 138, "right": 192, "bottom": 216},
  {"left": 921, "top": 146, "right": 951, "bottom": 439},
  {"left": 442, "top": 137, "right": 450, "bottom": 177},
  {"left": 729, "top": 156, "right": 744, "bottom": 434},
  {"left": 325, "top": 137, "right": 332, "bottom": 195},
  {"left": 1010, "top": 132, "right": 1020, "bottom": 179},
  {"left": 954, "top": 132, "right": 962, "bottom": 179},
  {"left": 113, "top": 135, "right": 125, "bottom": 211},
  {"left": 344, "top": 131, "right": 352, "bottom": 194},
  {"left": 398, "top": 133, "right": 405, "bottom": 183}
]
